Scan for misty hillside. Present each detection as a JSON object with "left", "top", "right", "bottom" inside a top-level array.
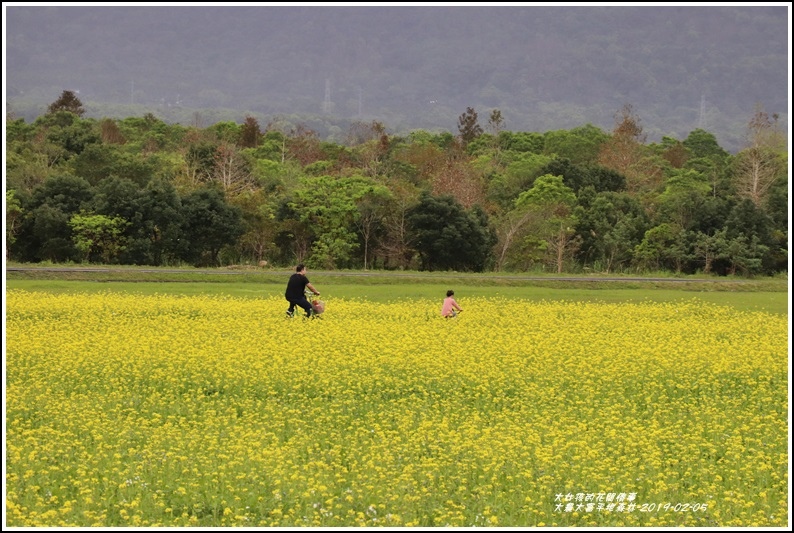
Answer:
[{"left": 5, "top": 5, "right": 789, "bottom": 153}]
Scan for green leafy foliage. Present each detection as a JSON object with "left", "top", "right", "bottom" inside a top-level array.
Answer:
[
  {"left": 69, "top": 212, "right": 129, "bottom": 263},
  {"left": 406, "top": 193, "right": 495, "bottom": 272},
  {"left": 4, "top": 104, "right": 787, "bottom": 276},
  {"left": 179, "top": 188, "right": 244, "bottom": 267}
]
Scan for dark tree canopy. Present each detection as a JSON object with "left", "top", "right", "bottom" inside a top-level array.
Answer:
[
  {"left": 457, "top": 107, "right": 483, "bottom": 145},
  {"left": 240, "top": 115, "right": 263, "bottom": 148},
  {"left": 179, "top": 187, "right": 244, "bottom": 267},
  {"left": 47, "top": 90, "right": 86, "bottom": 117},
  {"left": 407, "top": 193, "right": 495, "bottom": 272}
]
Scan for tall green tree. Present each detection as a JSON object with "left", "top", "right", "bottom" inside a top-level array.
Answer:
[
  {"left": 487, "top": 153, "right": 554, "bottom": 210},
  {"left": 407, "top": 193, "right": 495, "bottom": 272},
  {"left": 137, "top": 178, "right": 186, "bottom": 266},
  {"left": 36, "top": 113, "right": 100, "bottom": 159},
  {"left": 723, "top": 198, "right": 776, "bottom": 274},
  {"left": 179, "top": 187, "right": 244, "bottom": 266},
  {"left": 274, "top": 197, "right": 314, "bottom": 266},
  {"left": 574, "top": 189, "right": 648, "bottom": 273},
  {"left": 29, "top": 204, "right": 77, "bottom": 262},
  {"left": 69, "top": 212, "right": 128, "bottom": 263},
  {"left": 763, "top": 177, "right": 789, "bottom": 272},
  {"left": 208, "top": 121, "right": 242, "bottom": 144},
  {"left": 70, "top": 144, "right": 155, "bottom": 186},
  {"left": 633, "top": 223, "right": 689, "bottom": 272},
  {"left": 723, "top": 234, "right": 769, "bottom": 277},
  {"left": 498, "top": 131, "right": 544, "bottom": 154},
  {"left": 31, "top": 174, "right": 95, "bottom": 214},
  {"left": 634, "top": 222, "right": 682, "bottom": 270},
  {"left": 12, "top": 174, "right": 93, "bottom": 262},
  {"left": 515, "top": 174, "right": 580, "bottom": 273},
  {"left": 682, "top": 128, "right": 730, "bottom": 162},
  {"left": 290, "top": 175, "right": 383, "bottom": 269},
  {"left": 11, "top": 174, "right": 94, "bottom": 262},
  {"left": 656, "top": 168, "right": 711, "bottom": 230},
  {"left": 684, "top": 156, "right": 731, "bottom": 198},
  {"left": 543, "top": 124, "right": 609, "bottom": 165},
  {"left": 233, "top": 190, "right": 279, "bottom": 265},
  {"left": 90, "top": 176, "right": 183, "bottom": 265},
  {"left": 692, "top": 228, "right": 729, "bottom": 274}
]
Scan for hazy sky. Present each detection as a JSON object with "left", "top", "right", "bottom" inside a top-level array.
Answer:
[{"left": 4, "top": 2, "right": 791, "bottom": 151}]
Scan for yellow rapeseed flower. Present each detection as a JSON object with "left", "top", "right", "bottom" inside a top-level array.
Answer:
[{"left": 5, "top": 291, "right": 787, "bottom": 527}]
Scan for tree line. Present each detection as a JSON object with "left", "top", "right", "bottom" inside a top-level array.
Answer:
[{"left": 5, "top": 91, "right": 788, "bottom": 276}]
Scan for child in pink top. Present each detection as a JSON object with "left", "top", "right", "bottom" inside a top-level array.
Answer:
[{"left": 441, "top": 290, "right": 463, "bottom": 318}]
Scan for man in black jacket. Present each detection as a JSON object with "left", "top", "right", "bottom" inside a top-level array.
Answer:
[{"left": 285, "top": 264, "right": 320, "bottom": 318}]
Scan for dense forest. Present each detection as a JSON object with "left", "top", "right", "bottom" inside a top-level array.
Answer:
[
  {"left": 5, "top": 6, "right": 789, "bottom": 154},
  {"left": 5, "top": 91, "right": 789, "bottom": 276}
]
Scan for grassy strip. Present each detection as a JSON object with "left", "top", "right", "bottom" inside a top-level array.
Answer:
[
  {"left": 6, "top": 268, "right": 789, "bottom": 315},
  {"left": 5, "top": 266, "right": 788, "bottom": 290}
]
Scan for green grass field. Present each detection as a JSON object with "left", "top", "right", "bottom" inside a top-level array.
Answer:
[{"left": 5, "top": 267, "right": 789, "bottom": 315}]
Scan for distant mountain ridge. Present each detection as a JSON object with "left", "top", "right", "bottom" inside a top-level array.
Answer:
[{"left": 5, "top": 5, "right": 789, "bottom": 153}]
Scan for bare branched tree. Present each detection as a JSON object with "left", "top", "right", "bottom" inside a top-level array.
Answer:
[
  {"left": 733, "top": 104, "right": 786, "bottom": 206},
  {"left": 212, "top": 142, "right": 255, "bottom": 195}
]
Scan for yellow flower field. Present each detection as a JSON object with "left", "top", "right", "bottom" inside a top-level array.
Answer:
[{"left": 5, "top": 290, "right": 788, "bottom": 527}]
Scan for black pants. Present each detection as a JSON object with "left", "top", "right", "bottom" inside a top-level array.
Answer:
[{"left": 287, "top": 296, "right": 313, "bottom": 317}]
